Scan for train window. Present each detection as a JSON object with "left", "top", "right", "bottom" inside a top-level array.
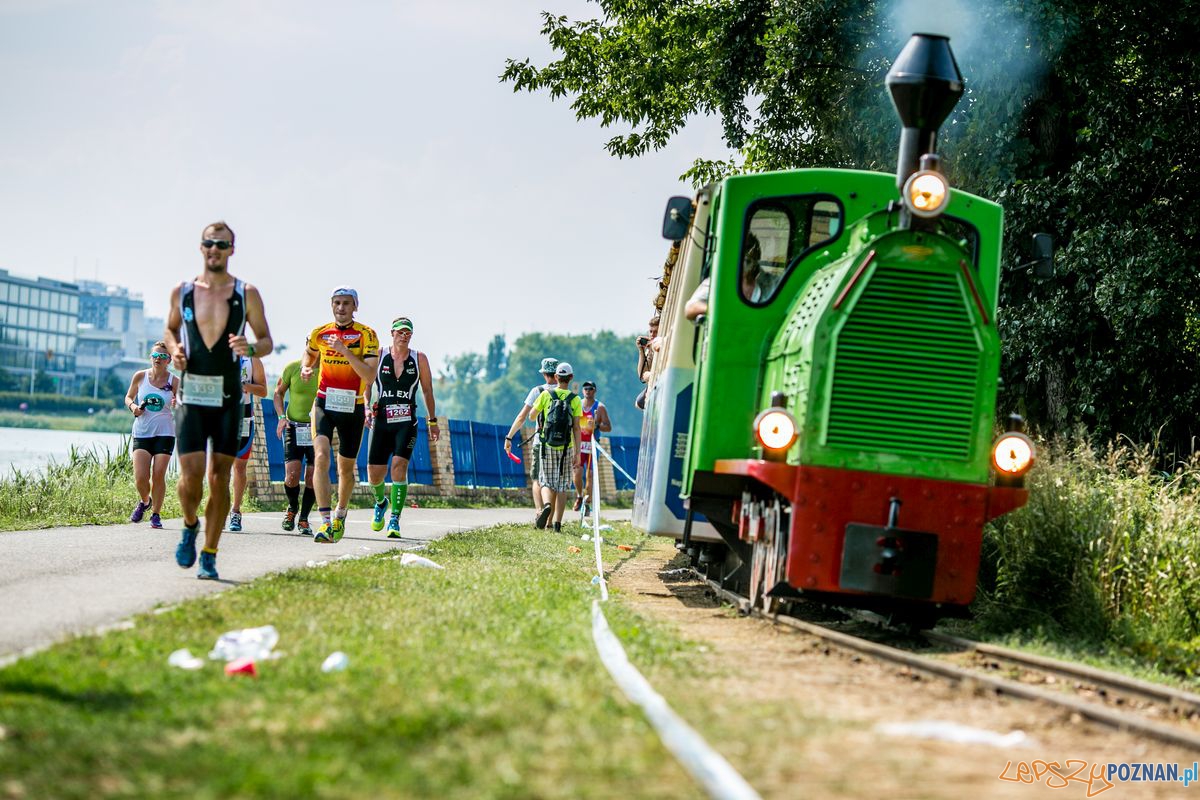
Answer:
[{"left": 740, "top": 195, "right": 842, "bottom": 306}]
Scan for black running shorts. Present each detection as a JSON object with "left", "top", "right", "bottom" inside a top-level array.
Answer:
[
  {"left": 132, "top": 435, "right": 176, "bottom": 457},
  {"left": 312, "top": 397, "right": 366, "bottom": 459},
  {"left": 367, "top": 422, "right": 417, "bottom": 466},
  {"left": 175, "top": 403, "right": 241, "bottom": 457},
  {"left": 282, "top": 423, "right": 316, "bottom": 464}
]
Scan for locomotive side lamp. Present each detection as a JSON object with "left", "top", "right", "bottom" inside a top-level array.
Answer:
[
  {"left": 754, "top": 392, "right": 798, "bottom": 460},
  {"left": 992, "top": 431, "right": 1036, "bottom": 479}
]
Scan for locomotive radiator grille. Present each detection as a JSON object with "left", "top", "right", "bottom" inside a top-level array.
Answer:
[{"left": 826, "top": 266, "right": 982, "bottom": 460}]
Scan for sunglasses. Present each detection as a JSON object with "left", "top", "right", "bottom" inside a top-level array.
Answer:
[
  {"left": 201, "top": 239, "right": 233, "bottom": 250},
  {"left": 150, "top": 353, "right": 170, "bottom": 360}
]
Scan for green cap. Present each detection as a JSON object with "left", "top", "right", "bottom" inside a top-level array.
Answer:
[
  {"left": 539, "top": 357, "right": 558, "bottom": 374},
  {"left": 392, "top": 317, "right": 414, "bottom": 332}
]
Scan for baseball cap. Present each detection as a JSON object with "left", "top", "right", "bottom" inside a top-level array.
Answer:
[
  {"left": 539, "top": 357, "right": 558, "bottom": 374},
  {"left": 392, "top": 317, "right": 413, "bottom": 332},
  {"left": 582, "top": 381, "right": 596, "bottom": 389},
  {"left": 330, "top": 286, "right": 359, "bottom": 306},
  {"left": 555, "top": 362, "right": 573, "bottom": 377}
]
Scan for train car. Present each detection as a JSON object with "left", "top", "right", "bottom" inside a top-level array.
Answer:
[{"left": 633, "top": 33, "right": 1038, "bottom": 625}]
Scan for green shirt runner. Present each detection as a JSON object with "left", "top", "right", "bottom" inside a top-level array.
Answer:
[{"left": 279, "top": 360, "right": 319, "bottom": 423}]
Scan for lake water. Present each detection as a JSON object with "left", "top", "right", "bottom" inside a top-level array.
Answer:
[{"left": 0, "top": 426, "right": 131, "bottom": 476}]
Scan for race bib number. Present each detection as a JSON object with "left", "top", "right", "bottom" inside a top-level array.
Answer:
[
  {"left": 240, "top": 415, "right": 252, "bottom": 438},
  {"left": 182, "top": 373, "right": 223, "bottom": 407},
  {"left": 294, "top": 424, "right": 313, "bottom": 447},
  {"left": 385, "top": 403, "right": 412, "bottom": 424},
  {"left": 324, "top": 387, "right": 357, "bottom": 413},
  {"left": 580, "top": 440, "right": 593, "bottom": 454}
]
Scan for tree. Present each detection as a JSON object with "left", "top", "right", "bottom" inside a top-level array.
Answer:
[
  {"left": 484, "top": 334, "right": 507, "bottom": 382},
  {"left": 504, "top": 0, "right": 1200, "bottom": 449}
]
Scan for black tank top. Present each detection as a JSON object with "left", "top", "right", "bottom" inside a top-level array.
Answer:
[
  {"left": 373, "top": 350, "right": 421, "bottom": 425},
  {"left": 179, "top": 279, "right": 247, "bottom": 405}
]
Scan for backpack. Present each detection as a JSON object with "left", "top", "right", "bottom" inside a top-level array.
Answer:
[{"left": 542, "top": 390, "right": 576, "bottom": 448}]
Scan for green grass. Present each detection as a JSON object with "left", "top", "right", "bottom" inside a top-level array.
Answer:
[
  {"left": 971, "top": 437, "right": 1200, "bottom": 681},
  {"left": 0, "top": 409, "right": 132, "bottom": 433},
  {"left": 0, "top": 441, "right": 182, "bottom": 531},
  {"left": 0, "top": 523, "right": 699, "bottom": 799}
]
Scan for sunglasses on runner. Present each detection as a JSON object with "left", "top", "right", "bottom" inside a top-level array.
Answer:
[
  {"left": 150, "top": 353, "right": 171, "bottom": 360},
  {"left": 201, "top": 239, "right": 233, "bottom": 250}
]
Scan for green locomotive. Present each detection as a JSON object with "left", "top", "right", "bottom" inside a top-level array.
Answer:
[{"left": 634, "top": 33, "right": 1036, "bottom": 622}]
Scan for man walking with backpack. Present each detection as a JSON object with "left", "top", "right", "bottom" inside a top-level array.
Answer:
[
  {"left": 504, "top": 356, "right": 558, "bottom": 518},
  {"left": 510, "top": 361, "right": 581, "bottom": 531}
]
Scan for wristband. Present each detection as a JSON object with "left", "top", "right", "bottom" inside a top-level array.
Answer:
[
  {"left": 428, "top": 417, "right": 439, "bottom": 425},
  {"left": 505, "top": 436, "right": 512, "bottom": 442}
]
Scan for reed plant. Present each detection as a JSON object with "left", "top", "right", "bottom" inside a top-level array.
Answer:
[
  {"left": 977, "top": 436, "right": 1200, "bottom": 677},
  {"left": 0, "top": 438, "right": 180, "bottom": 530}
]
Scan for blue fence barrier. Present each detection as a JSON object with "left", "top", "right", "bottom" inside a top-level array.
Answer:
[
  {"left": 261, "top": 400, "right": 432, "bottom": 485},
  {"left": 259, "top": 400, "right": 638, "bottom": 490},
  {"left": 604, "top": 435, "right": 639, "bottom": 490},
  {"left": 449, "top": 419, "right": 527, "bottom": 489}
]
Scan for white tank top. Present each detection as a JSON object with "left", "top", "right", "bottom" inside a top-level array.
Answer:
[{"left": 132, "top": 373, "right": 176, "bottom": 438}]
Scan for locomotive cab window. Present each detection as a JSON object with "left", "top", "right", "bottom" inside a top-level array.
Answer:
[{"left": 741, "top": 196, "right": 842, "bottom": 305}]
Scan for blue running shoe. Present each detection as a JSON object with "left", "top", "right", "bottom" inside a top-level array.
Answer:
[
  {"left": 197, "top": 550, "right": 218, "bottom": 580},
  {"left": 331, "top": 517, "right": 346, "bottom": 543},
  {"left": 386, "top": 515, "right": 401, "bottom": 538},
  {"left": 229, "top": 511, "right": 242, "bottom": 532},
  {"left": 175, "top": 525, "right": 199, "bottom": 568},
  {"left": 130, "top": 500, "right": 149, "bottom": 523},
  {"left": 371, "top": 497, "right": 389, "bottom": 531},
  {"left": 314, "top": 521, "right": 333, "bottom": 543}
]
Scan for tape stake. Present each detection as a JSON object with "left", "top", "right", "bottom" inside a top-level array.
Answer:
[{"left": 591, "top": 601, "right": 761, "bottom": 800}]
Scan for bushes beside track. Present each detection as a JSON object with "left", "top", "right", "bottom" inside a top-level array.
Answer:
[{"left": 976, "top": 439, "right": 1200, "bottom": 678}]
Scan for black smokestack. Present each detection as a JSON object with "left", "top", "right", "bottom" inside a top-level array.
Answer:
[{"left": 886, "top": 33, "right": 964, "bottom": 191}]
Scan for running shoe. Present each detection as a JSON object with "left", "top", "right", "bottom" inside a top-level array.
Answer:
[
  {"left": 149, "top": 513, "right": 163, "bottom": 529},
  {"left": 371, "top": 497, "right": 389, "bottom": 531},
  {"left": 298, "top": 519, "right": 312, "bottom": 536},
  {"left": 386, "top": 515, "right": 401, "bottom": 538},
  {"left": 535, "top": 503, "right": 552, "bottom": 530},
  {"left": 282, "top": 510, "right": 296, "bottom": 532},
  {"left": 229, "top": 512, "right": 242, "bottom": 532},
  {"left": 314, "top": 521, "right": 333, "bottom": 543},
  {"left": 175, "top": 524, "right": 199, "bottom": 568},
  {"left": 130, "top": 500, "right": 149, "bottom": 523},
  {"left": 331, "top": 517, "right": 346, "bottom": 543},
  {"left": 197, "top": 550, "right": 219, "bottom": 580},
  {"left": 553, "top": 521, "right": 562, "bottom": 533},
  {"left": 572, "top": 496, "right": 582, "bottom": 512}
]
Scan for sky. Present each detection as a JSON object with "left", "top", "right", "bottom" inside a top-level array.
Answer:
[{"left": 0, "top": 0, "right": 728, "bottom": 376}]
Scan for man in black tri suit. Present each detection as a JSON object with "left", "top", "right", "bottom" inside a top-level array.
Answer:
[
  {"left": 365, "top": 317, "right": 439, "bottom": 536},
  {"left": 164, "top": 220, "right": 273, "bottom": 580}
]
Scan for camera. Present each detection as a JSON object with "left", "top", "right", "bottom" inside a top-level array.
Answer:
[{"left": 636, "top": 336, "right": 650, "bottom": 346}]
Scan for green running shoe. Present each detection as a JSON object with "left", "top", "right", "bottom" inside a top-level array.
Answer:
[
  {"left": 371, "top": 497, "right": 389, "bottom": 531},
  {"left": 314, "top": 521, "right": 334, "bottom": 543},
  {"left": 331, "top": 516, "right": 346, "bottom": 543}
]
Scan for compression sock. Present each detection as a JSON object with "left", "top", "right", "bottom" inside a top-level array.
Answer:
[
  {"left": 301, "top": 487, "right": 316, "bottom": 520},
  {"left": 284, "top": 483, "right": 300, "bottom": 511},
  {"left": 390, "top": 482, "right": 408, "bottom": 517},
  {"left": 372, "top": 482, "right": 387, "bottom": 503}
]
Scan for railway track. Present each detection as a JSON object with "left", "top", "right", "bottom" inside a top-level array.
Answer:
[{"left": 700, "top": 575, "right": 1200, "bottom": 752}]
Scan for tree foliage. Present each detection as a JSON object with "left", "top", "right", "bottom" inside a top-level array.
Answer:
[
  {"left": 504, "top": 0, "right": 1200, "bottom": 450},
  {"left": 436, "top": 331, "right": 643, "bottom": 436}
]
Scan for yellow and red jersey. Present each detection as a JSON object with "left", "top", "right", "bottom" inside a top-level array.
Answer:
[{"left": 306, "top": 320, "right": 379, "bottom": 401}]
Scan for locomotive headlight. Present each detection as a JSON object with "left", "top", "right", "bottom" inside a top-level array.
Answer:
[
  {"left": 991, "top": 432, "right": 1035, "bottom": 477},
  {"left": 902, "top": 170, "right": 950, "bottom": 218},
  {"left": 754, "top": 409, "right": 798, "bottom": 452}
]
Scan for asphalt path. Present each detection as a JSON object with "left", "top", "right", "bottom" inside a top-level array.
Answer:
[{"left": 0, "top": 505, "right": 608, "bottom": 665}]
